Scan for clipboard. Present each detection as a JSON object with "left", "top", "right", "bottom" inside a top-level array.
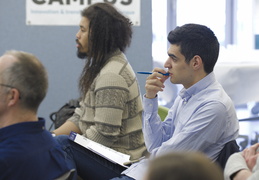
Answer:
[{"left": 68, "top": 131, "right": 130, "bottom": 168}]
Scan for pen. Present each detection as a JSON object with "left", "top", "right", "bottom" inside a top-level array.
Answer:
[{"left": 137, "top": 71, "right": 170, "bottom": 76}]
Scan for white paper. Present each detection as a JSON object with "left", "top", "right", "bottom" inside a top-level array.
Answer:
[{"left": 69, "top": 132, "right": 130, "bottom": 168}]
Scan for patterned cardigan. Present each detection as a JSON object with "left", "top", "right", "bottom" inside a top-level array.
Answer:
[{"left": 69, "top": 50, "right": 147, "bottom": 160}]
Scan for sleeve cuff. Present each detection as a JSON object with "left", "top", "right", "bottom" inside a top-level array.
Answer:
[
  {"left": 143, "top": 94, "right": 158, "bottom": 113},
  {"left": 224, "top": 152, "right": 249, "bottom": 180}
]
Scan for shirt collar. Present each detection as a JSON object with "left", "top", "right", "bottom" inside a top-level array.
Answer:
[
  {"left": 179, "top": 72, "right": 216, "bottom": 102},
  {"left": 0, "top": 118, "right": 46, "bottom": 141}
]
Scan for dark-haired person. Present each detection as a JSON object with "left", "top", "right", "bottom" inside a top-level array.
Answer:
[
  {"left": 53, "top": 3, "right": 147, "bottom": 179},
  {"left": 0, "top": 50, "right": 73, "bottom": 180},
  {"left": 110, "top": 23, "right": 239, "bottom": 180}
]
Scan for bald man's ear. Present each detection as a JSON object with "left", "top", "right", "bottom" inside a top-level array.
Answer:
[{"left": 7, "top": 88, "right": 20, "bottom": 106}]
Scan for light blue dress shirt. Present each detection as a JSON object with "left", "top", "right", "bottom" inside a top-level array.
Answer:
[{"left": 122, "top": 72, "right": 239, "bottom": 180}]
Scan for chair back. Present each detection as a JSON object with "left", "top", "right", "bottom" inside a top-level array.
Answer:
[
  {"left": 215, "top": 140, "right": 240, "bottom": 169},
  {"left": 158, "top": 106, "right": 169, "bottom": 121}
]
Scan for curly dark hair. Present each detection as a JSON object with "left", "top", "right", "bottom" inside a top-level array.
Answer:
[{"left": 79, "top": 3, "right": 133, "bottom": 97}]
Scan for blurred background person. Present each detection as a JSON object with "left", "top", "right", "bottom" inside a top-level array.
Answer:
[
  {"left": 144, "top": 152, "right": 224, "bottom": 180},
  {"left": 224, "top": 143, "right": 259, "bottom": 180}
]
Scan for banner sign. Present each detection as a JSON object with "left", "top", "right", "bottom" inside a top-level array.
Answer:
[{"left": 26, "top": 0, "right": 140, "bottom": 26}]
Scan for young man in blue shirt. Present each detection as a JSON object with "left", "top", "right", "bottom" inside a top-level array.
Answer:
[{"left": 110, "top": 23, "right": 239, "bottom": 179}]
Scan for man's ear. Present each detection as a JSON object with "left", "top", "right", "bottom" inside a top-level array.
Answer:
[
  {"left": 192, "top": 55, "right": 203, "bottom": 70},
  {"left": 7, "top": 88, "right": 20, "bottom": 106}
]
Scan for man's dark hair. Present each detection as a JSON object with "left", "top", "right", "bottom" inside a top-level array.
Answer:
[
  {"left": 167, "top": 24, "right": 219, "bottom": 74},
  {"left": 79, "top": 3, "right": 132, "bottom": 97}
]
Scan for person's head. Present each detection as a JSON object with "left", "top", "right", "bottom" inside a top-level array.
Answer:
[
  {"left": 164, "top": 24, "right": 219, "bottom": 88},
  {"left": 144, "top": 152, "right": 224, "bottom": 180},
  {"left": 0, "top": 50, "right": 48, "bottom": 113},
  {"left": 76, "top": 2, "right": 132, "bottom": 58},
  {"left": 76, "top": 2, "right": 132, "bottom": 97}
]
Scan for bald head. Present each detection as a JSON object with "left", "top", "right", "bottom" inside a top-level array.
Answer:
[
  {"left": 0, "top": 50, "right": 48, "bottom": 112},
  {"left": 0, "top": 54, "right": 18, "bottom": 76}
]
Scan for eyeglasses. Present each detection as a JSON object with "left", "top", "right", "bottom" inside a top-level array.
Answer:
[
  {"left": 0, "top": 83, "right": 21, "bottom": 99},
  {"left": 0, "top": 83, "right": 16, "bottom": 89}
]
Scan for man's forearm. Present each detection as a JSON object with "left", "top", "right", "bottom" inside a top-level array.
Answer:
[{"left": 52, "top": 121, "right": 81, "bottom": 136}]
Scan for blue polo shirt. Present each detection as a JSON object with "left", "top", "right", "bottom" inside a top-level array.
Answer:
[{"left": 0, "top": 118, "right": 72, "bottom": 180}]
